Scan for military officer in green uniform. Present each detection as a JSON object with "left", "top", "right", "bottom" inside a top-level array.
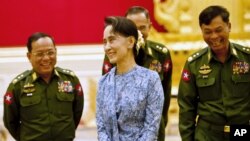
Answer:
[
  {"left": 178, "top": 5, "right": 250, "bottom": 141},
  {"left": 102, "top": 6, "right": 172, "bottom": 141},
  {"left": 3, "top": 32, "right": 84, "bottom": 141}
]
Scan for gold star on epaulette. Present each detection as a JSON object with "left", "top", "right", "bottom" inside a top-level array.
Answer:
[
  {"left": 12, "top": 70, "right": 31, "bottom": 84},
  {"left": 155, "top": 45, "right": 168, "bottom": 54},
  {"left": 62, "top": 69, "right": 75, "bottom": 76},
  {"left": 188, "top": 52, "right": 200, "bottom": 62},
  {"left": 242, "top": 47, "right": 250, "bottom": 53},
  {"left": 162, "top": 47, "right": 168, "bottom": 53}
]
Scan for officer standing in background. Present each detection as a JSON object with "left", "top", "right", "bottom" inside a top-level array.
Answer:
[
  {"left": 3, "top": 32, "right": 84, "bottom": 141},
  {"left": 178, "top": 5, "right": 250, "bottom": 141},
  {"left": 102, "top": 6, "right": 172, "bottom": 141}
]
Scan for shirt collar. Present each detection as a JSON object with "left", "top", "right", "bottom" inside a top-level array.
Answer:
[
  {"left": 207, "top": 42, "right": 239, "bottom": 63},
  {"left": 31, "top": 69, "right": 61, "bottom": 82}
]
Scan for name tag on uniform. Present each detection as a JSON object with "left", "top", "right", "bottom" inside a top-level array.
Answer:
[{"left": 27, "top": 93, "right": 33, "bottom": 96}]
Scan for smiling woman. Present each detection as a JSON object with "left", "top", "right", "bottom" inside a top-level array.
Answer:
[{"left": 96, "top": 16, "right": 164, "bottom": 141}]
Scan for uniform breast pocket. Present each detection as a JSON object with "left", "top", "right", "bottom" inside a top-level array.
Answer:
[
  {"left": 196, "top": 78, "right": 219, "bottom": 101},
  {"left": 232, "top": 74, "right": 250, "bottom": 97},
  {"left": 20, "top": 94, "right": 42, "bottom": 120},
  {"left": 56, "top": 92, "right": 74, "bottom": 115},
  {"left": 56, "top": 92, "right": 74, "bottom": 102}
]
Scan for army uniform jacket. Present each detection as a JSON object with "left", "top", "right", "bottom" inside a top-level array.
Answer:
[
  {"left": 102, "top": 40, "right": 172, "bottom": 141},
  {"left": 96, "top": 65, "right": 164, "bottom": 141},
  {"left": 178, "top": 43, "right": 250, "bottom": 141},
  {"left": 3, "top": 67, "right": 84, "bottom": 141}
]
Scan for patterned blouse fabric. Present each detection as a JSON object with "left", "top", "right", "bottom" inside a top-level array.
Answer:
[{"left": 96, "top": 65, "right": 164, "bottom": 141}]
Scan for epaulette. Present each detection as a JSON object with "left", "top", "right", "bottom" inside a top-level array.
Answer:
[
  {"left": 55, "top": 67, "right": 75, "bottom": 77},
  {"left": 12, "top": 70, "right": 31, "bottom": 84},
  {"left": 234, "top": 44, "right": 250, "bottom": 54},
  {"left": 147, "top": 40, "right": 169, "bottom": 54},
  {"left": 187, "top": 47, "right": 208, "bottom": 63}
]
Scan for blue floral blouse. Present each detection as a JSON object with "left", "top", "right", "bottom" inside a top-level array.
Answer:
[{"left": 96, "top": 65, "right": 164, "bottom": 141}]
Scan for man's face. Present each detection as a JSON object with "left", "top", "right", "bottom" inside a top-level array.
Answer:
[
  {"left": 126, "top": 13, "right": 151, "bottom": 40},
  {"left": 201, "top": 16, "right": 231, "bottom": 53},
  {"left": 27, "top": 37, "right": 57, "bottom": 77}
]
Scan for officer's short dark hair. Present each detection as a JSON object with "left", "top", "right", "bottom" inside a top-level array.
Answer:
[
  {"left": 27, "top": 32, "right": 55, "bottom": 52},
  {"left": 125, "top": 6, "right": 150, "bottom": 20},
  {"left": 199, "top": 5, "right": 230, "bottom": 26},
  {"left": 104, "top": 16, "right": 138, "bottom": 57}
]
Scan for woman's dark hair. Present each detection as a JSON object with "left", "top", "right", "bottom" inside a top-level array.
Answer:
[
  {"left": 199, "top": 5, "right": 229, "bottom": 26},
  {"left": 27, "top": 32, "right": 55, "bottom": 52},
  {"left": 104, "top": 16, "right": 138, "bottom": 56}
]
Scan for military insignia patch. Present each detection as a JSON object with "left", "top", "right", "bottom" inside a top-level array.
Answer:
[
  {"left": 233, "top": 61, "right": 249, "bottom": 74},
  {"left": 58, "top": 81, "right": 73, "bottom": 93},
  {"left": 23, "top": 83, "right": 35, "bottom": 93},
  {"left": 199, "top": 64, "right": 212, "bottom": 75},
  {"left": 4, "top": 92, "right": 13, "bottom": 105},
  {"left": 163, "top": 59, "right": 172, "bottom": 72},
  {"left": 149, "top": 60, "right": 162, "bottom": 72},
  {"left": 103, "top": 61, "right": 112, "bottom": 74},
  {"left": 182, "top": 69, "right": 191, "bottom": 82},
  {"left": 75, "top": 83, "right": 83, "bottom": 96}
]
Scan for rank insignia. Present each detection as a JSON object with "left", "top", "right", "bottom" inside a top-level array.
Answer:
[
  {"left": 163, "top": 59, "right": 172, "bottom": 72},
  {"left": 233, "top": 61, "right": 249, "bottom": 74},
  {"left": 103, "top": 61, "right": 112, "bottom": 74},
  {"left": 75, "top": 83, "right": 84, "bottom": 96},
  {"left": 4, "top": 92, "right": 13, "bottom": 105},
  {"left": 58, "top": 81, "right": 73, "bottom": 93},
  {"left": 182, "top": 69, "right": 191, "bottom": 82},
  {"left": 199, "top": 64, "right": 212, "bottom": 75},
  {"left": 23, "top": 83, "right": 35, "bottom": 93},
  {"left": 149, "top": 60, "right": 162, "bottom": 72}
]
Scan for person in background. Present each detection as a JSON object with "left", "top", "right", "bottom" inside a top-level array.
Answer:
[
  {"left": 178, "top": 5, "right": 250, "bottom": 141},
  {"left": 102, "top": 6, "right": 172, "bottom": 141},
  {"left": 96, "top": 16, "right": 164, "bottom": 141},
  {"left": 3, "top": 32, "right": 84, "bottom": 141}
]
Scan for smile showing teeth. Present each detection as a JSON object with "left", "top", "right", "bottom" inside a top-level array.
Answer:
[
  {"left": 41, "top": 63, "right": 50, "bottom": 67},
  {"left": 211, "top": 41, "right": 221, "bottom": 46}
]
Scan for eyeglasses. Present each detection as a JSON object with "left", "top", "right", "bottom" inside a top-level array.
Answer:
[{"left": 31, "top": 50, "right": 56, "bottom": 58}]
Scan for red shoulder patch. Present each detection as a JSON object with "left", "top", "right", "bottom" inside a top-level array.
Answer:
[
  {"left": 182, "top": 69, "right": 191, "bottom": 82},
  {"left": 103, "top": 61, "right": 112, "bottom": 74},
  {"left": 4, "top": 92, "right": 13, "bottom": 105},
  {"left": 163, "top": 59, "right": 172, "bottom": 72},
  {"left": 75, "top": 83, "right": 84, "bottom": 96}
]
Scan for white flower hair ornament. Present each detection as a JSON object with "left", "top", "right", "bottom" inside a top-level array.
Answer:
[{"left": 136, "top": 30, "right": 145, "bottom": 55}]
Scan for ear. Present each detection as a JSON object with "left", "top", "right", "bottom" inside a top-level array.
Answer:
[
  {"left": 127, "top": 36, "right": 136, "bottom": 49},
  {"left": 27, "top": 52, "right": 32, "bottom": 62},
  {"left": 228, "top": 22, "right": 231, "bottom": 32}
]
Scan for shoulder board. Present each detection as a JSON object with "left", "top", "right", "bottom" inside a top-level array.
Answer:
[
  {"left": 147, "top": 40, "right": 169, "bottom": 54},
  {"left": 187, "top": 47, "right": 208, "bottom": 63},
  {"left": 55, "top": 67, "right": 75, "bottom": 77},
  {"left": 233, "top": 43, "right": 250, "bottom": 54},
  {"left": 12, "top": 70, "right": 31, "bottom": 84}
]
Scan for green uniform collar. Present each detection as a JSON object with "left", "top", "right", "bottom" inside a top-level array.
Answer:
[
  {"left": 207, "top": 42, "right": 239, "bottom": 63},
  {"left": 31, "top": 69, "right": 61, "bottom": 82}
]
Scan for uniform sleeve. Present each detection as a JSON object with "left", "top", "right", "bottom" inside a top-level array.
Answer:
[
  {"left": 102, "top": 55, "right": 114, "bottom": 75},
  {"left": 73, "top": 77, "right": 84, "bottom": 129},
  {"left": 96, "top": 81, "right": 111, "bottom": 141},
  {"left": 3, "top": 83, "right": 20, "bottom": 140},
  {"left": 161, "top": 51, "right": 172, "bottom": 126},
  {"left": 138, "top": 73, "right": 164, "bottom": 141},
  {"left": 178, "top": 61, "right": 198, "bottom": 141}
]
